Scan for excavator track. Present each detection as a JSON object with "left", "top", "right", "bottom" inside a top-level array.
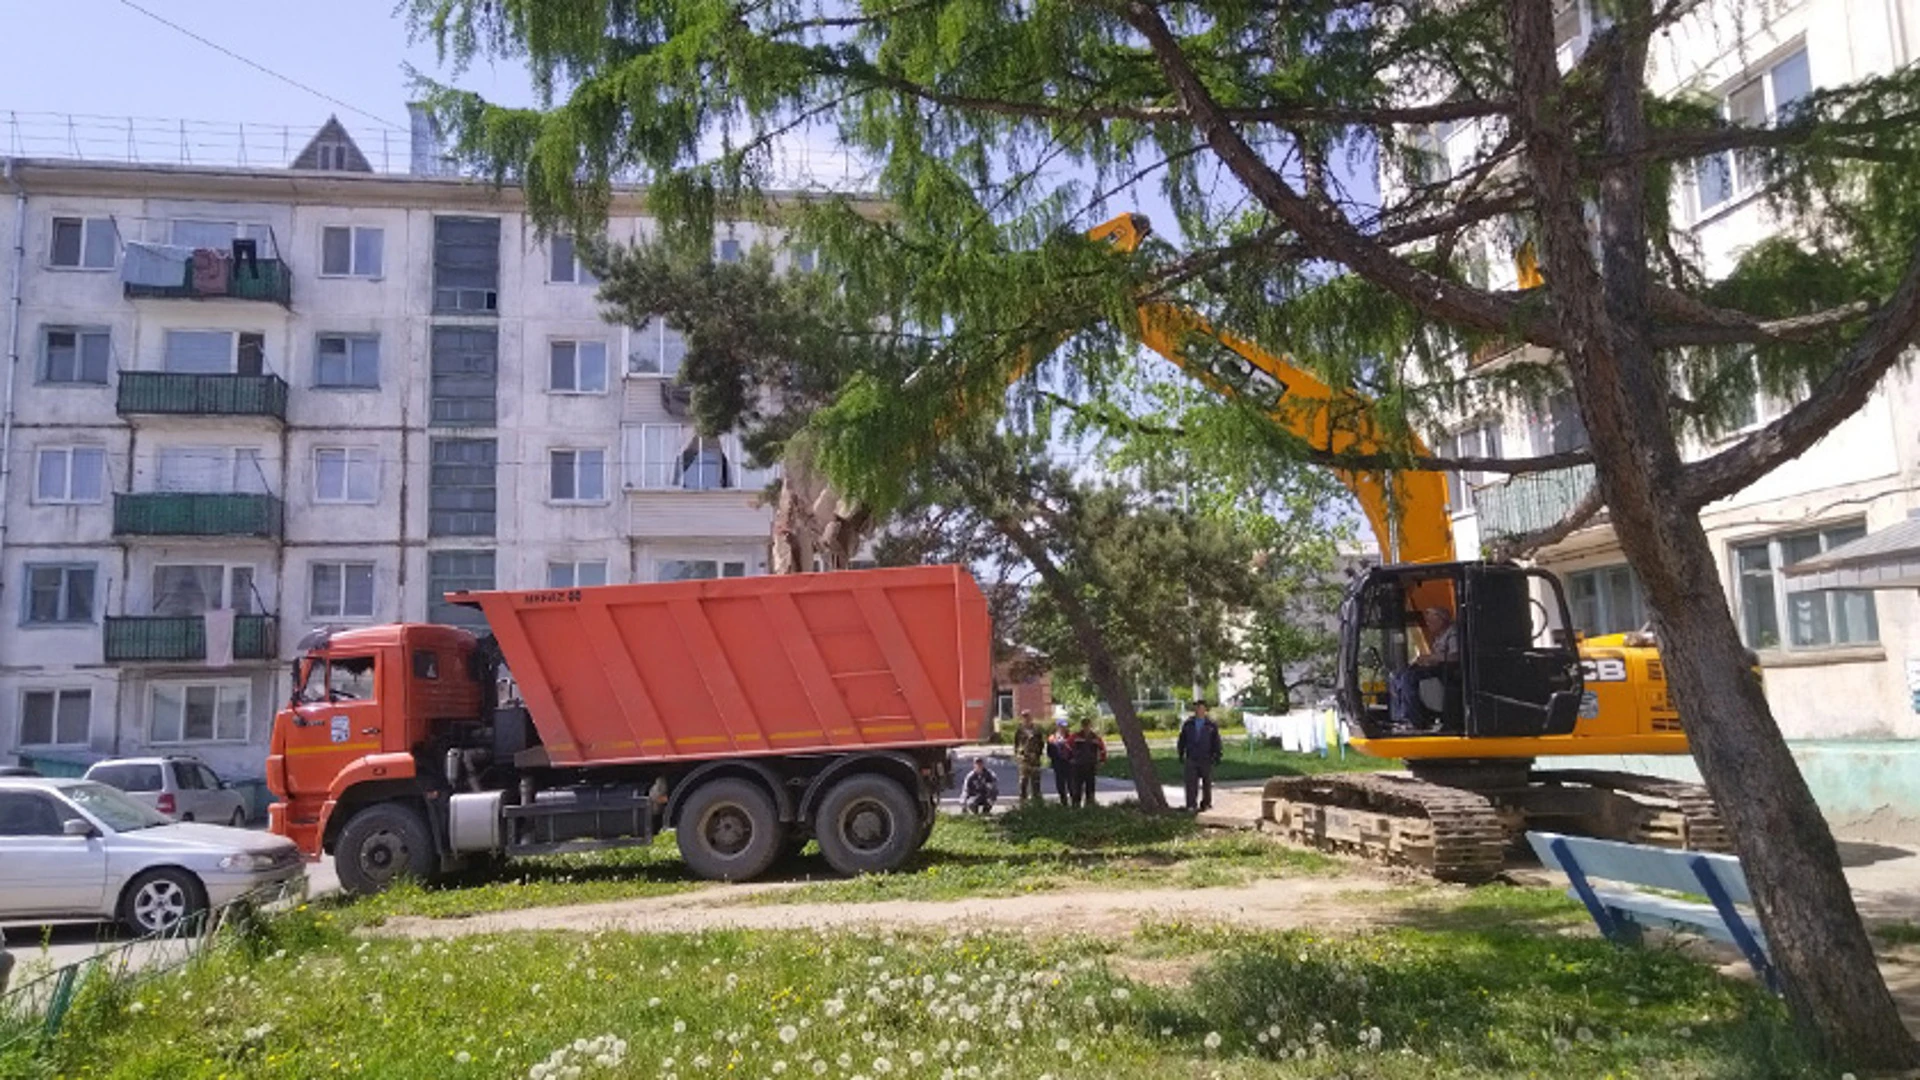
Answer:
[
  {"left": 1261, "top": 773, "right": 1507, "bottom": 884},
  {"left": 1531, "top": 769, "right": 1734, "bottom": 853}
]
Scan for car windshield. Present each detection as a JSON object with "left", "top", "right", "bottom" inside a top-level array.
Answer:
[{"left": 62, "top": 781, "right": 172, "bottom": 832}]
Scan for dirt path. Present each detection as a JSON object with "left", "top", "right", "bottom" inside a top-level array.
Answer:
[{"left": 371, "top": 873, "right": 1416, "bottom": 940}]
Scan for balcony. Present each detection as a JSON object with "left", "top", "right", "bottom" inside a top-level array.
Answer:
[
  {"left": 116, "top": 372, "right": 288, "bottom": 421},
  {"left": 113, "top": 493, "right": 283, "bottom": 539},
  {"left": 1471, "top": 463, "right": 1598, "bottom": 541},
  {"left": 103, "top": 615, "right": 278, "bottom": 663},
  {"left": 123, "top": 255, "right": 292, "bottom": 305}
]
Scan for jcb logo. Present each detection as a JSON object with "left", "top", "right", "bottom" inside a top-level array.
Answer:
[{"left": 1581, "top": 658, "right": 1629, "bottom": 683}]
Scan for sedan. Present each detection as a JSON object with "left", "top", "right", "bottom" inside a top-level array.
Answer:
[{"left": 0, "top": 777, "right": 304, "bottom": 934}]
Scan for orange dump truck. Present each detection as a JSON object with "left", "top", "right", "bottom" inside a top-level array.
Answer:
[{"left": 266, "top": 566, "right": 991, "bottom": 894}]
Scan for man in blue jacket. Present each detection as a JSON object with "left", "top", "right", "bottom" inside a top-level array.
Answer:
[{"left": 1176, "top": 699, "right": 1224, "bottom": 812}]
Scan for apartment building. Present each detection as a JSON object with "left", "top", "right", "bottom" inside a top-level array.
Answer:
[
  {"left": 1416, "top": 0, "right": 1920, "bottom": 746},
  {"left": 0, "top": 119, "right": 811, "bottom": 782}
]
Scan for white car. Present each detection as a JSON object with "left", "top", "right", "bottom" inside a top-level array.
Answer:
[
  {"left": 84, "top": 756, "right": 249, "bottom": 826},
  {"left": 0, "top": 777, "right": 303, "bottom": 934}
]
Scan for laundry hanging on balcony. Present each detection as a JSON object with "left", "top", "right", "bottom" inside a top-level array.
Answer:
[
  {"left": 122, "top": 241, "right": 195, "bottom": 287},
  {"left": 191, "top": 249, "right": 232, "bottom": 294}
]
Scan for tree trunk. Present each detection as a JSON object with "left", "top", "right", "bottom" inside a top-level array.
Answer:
[{"left": 769, "top": 437, "right": 873, "bottom": 574}]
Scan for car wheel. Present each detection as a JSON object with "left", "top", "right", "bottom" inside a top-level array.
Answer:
[
  {"left": 180, "top": 813, "right": 194, "bottom": 822},
  {"left": 229, "top": 808, "right": 247, "bottom": 828},
  {"left": 335, "top": 803, "right": 437, "bottom": 896},
  {"left": 815, "top": 774, "right": 918, "bottom": 876},
  {"left": 676, "top": 779, "right": 783, "bottom": 882},
  {"left": 119, "top": 868, "right": 207, "bottom": 936}
]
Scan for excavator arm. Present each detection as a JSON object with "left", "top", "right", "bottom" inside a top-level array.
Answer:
[{"left": 1082, "top": 214, "right": 1454, "bottom": 566}]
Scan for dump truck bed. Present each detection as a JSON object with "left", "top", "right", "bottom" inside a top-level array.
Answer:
[{"left": 455, "top": 565, "right": 992, "bottom": 766}]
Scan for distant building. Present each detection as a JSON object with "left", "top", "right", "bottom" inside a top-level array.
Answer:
[{"left": 993, "top": 646, "right": 1053, "bottom": 725}]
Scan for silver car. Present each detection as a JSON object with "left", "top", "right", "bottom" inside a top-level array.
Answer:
[
  {"left": 0, "top": 778, "right": 303, "bottom": 934},
  {"left": 84, "top": 756, "right": 249, "bottom": 826}
]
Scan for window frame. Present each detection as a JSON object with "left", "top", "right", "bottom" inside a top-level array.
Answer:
[
  {"left": 546, "top": 560, "right": 610, "bottom": 588},
  {"left": 312, "top": 446, "right": 380, "bottom": 505},
  {"left": 549, "top": 447, "right": 609, "bottom": 504},
  {"left": 548, "top": 339, "right": 610, "bottom": 395},
  {"left": 653, "top": 556, "right": 751, "bottom": 582},
  {"left": 717, "top": 237, "right": 744, "bottom": 264},
  {"left": 22, "top": 563, "right": 96, "bottom": 626},
  {"left": 548, "top": 235, "right": 599, "bottom": 285},
  {"left": 40, "top": 325, "right": 111, "bottom": 385},
  {"left": 309, "top": 560, "right": 377, "bottom": 620},
  {"left": 1441, "top": 419, "right": 1503, "bottom": 512},
  {"left": 1691, "top": 45, "right": 1812, "bottom": 220},
  {"left": 319, "top": 225, "right": 384, "bottom": 278},
  {"left": 154, "top": 445, "right": 270, "bottom": 496},
  {"left": 626, "top": 319, "right": 687, "bottom": 378},
  {"left": 161, "top": 329, "right": 267, "bottom": 376},
  {"left": 313, "top": 333, "right": 381, "bottom": 389},
  {"left": 34, "top": 445, "right": 106, "bottom": 505},
  {"left": 147, "top": 681, "right": 252, "bottom": 746},
  {"left": 150, "top": 563, "right": 256, "bottom": 617},
  {"left": 48, "top": 215, "right": 116, "bottom": 270},
  {"left": 17, "top": 688, "right": 92, "bottom": 748},
  {"left": 1565, "top": 564, "right": 1647, "bottom": 637},
  {"left": 1731, "top": 523, "right": 1880, "bottom": 653}
]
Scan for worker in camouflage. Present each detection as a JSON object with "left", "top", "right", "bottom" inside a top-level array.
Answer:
[{"left": 1011, "top": 711, "right": 1046, "bottom": 803}]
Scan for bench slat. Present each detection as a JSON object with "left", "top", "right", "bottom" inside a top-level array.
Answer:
[
  {"left": 1579, "top": 888, "right": 1768, "bottom": 949},
  {"left": 1527, "top": 831, "right": 1751, "bottom": 904}
]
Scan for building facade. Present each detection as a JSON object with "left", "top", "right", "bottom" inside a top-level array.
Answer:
[
  {"left": 1427, "top": 0, "right": 1920, "bottom": 745},
  {"left": 0, "top": 136, "right": 807, "bottom": 783}
]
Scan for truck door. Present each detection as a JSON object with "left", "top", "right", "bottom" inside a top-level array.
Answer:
[
  {"left": 284, "top": 652, "right": 386, "bottom": 795},
  {"left": 1461, "top": 565, "right": 1584, "bottom": 738}
]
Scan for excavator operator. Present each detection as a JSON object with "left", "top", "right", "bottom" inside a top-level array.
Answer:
[{"left": 1392, "top": 607, "right": 1460, "bottom": 729}]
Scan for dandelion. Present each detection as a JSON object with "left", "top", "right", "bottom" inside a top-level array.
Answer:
[
  {"left": 812, "top": 1062, "right": 828, "bottom": 1076},
  {"left": 1575, "top": 1026, "right": 1595, "bottom": 1044},
  {"left": 1111, "top": 987, "right": 1130, "bottom": 1001},
  {"left": 780, "top": 1025, "right": 799, "bottom": 1045},
  {"left": 455, "top": 1051, "right": 472, "bottom": 1065},
  {"left": 839, "top": 1052, "right": 854, "bottom": 1068},
  {"left": 774, "top": 1063, "right": 788, "bottom": 1074},
  {"left": 1551, "top": 1037, "right": 1572, "bottom": 1053},
  {"left": 444, "top": 973, "right": 455, "bottom": 985},
  {"left": 909, "top": 1051, "right": 925, "bottom": 1066},
  {"left": 127, "top": 1002, "right": 145, "bottom": 1014},
  {"left": 648, "top": 997, "right": 663, "bottom": 1008},
  {"left": 955, "top": 1039, "right": 971, "bottom": 1056},
  {"left": 673, "top": 1020, "right": 687, "bottom": 1035},
  {"left": 1203, "top": 1031, "right": 1222, "bottom": 1052},
  {"left": 1055, "top": 1038, "right": 1071, "bottom": 1053},
  {"left": 874, "top": 1057, "right": 893, "bottom": 1073}
]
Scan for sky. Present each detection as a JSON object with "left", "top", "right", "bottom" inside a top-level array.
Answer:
[{"left": 0, "top": 0, "right": 535, "bottom": 167}]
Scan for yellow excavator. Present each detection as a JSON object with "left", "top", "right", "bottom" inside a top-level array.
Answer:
[{"left": 1069, "top": 214, "right": 1727, "bottom": 882}]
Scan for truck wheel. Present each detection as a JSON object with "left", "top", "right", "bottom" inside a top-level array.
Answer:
[
  {"left": 816, "top": 774, "right": 918, "bottom": 876},
  {"left": 335, "top": 803, "right": 436, "bottom": 896},
  {"left": 677, "top": 779, "right": 783, "bottom": 882}
]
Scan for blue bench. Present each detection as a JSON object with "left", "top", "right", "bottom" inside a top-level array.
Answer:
[{"left": 1527, "top": 831, "right": 1776, "bottom": 992}]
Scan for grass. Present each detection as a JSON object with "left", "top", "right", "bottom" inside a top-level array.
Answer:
[
  {"left": 1099, "top": 739, "right": 1402, "bottom": 783},
  {"left": 1875, "top": 920, "right": 1920, "bottom": 946},
  {"left": 749, "top": 803, "right": 1333, "bottom": 905},
  {"left": 4, "top": 899, "right": 1827, "bottom": 1079}
]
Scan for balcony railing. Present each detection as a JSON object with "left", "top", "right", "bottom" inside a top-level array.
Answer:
[
  {"left": 117, "top": 372, "right": 288, "bottom": 420},
  {"left": 113, "top": 493, "right": 283, "bottom": 539},
  {"left": 103, "top": 614, "right": 277, "bottom": 663},
  {"left": 1471, "top": 463, "right": 1598, "bottom": 540},
  {"left": 123, "top": 257, "right": 292, "bottom": 305}
]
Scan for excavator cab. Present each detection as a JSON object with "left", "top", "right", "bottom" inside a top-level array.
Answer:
[{"left": 1339, "top": 562, "right": 1584, "bottom": 742}]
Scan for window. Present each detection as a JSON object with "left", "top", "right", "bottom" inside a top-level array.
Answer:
[
  {"left": 35, "top": 447, "right": 105, "bottom": 504},
  {"left": 315, "top": 335, "right": 380, "bottom": 388},
  {"left": 549, "top": 235, "right": 598, "bottom": 284},
  {"left": 430, "top": 326, "right": 498, "bottom": 426},
  {"left": 628, "top": 318, "right": 688, "bottom": 376},
  {"left": 163, "top": 330, "right": 266, "bottom": 376},
  {"left": 549, "top": 340, "right": 609, "bottom": 394},
  {"left": 320, "top": 225, "right": 383, "bottom": 277},
  {"left": 1407, "top": 123, "right": 1450, "bottom": 186},
  {"left": 627, "top": 425, "right": 772, "bottom": 491},
  {"left": 0, "top": 792, "right": 64, "bottom": 836},
  {"left": 313, "top": 447, "right": 378, "bottom": 504},
  {"left": 1733, "top": 524, "right": 1878, "bottom": 650},
  {"left": 89, "top": 762, "right": 162, "bottom": 793},
  {"left": 1531, "top": 390, "right": 1589, "bottom": 455},
  {"left": 42, "top": 327, "right": 110, "bottom": 384},
  {"left": 718, "top": 237, "right": 743, "bottom": 263},
  {"left": 23, "top": 564, "right": 94, "bottom": 625},
  {"left": 1440, "top": 420, "right": 1502, "bottom": 512},
  {"left": 550, "top": 449, "right": 607, "bottom": 502},
  {"left": 791, "top": 247, "right": 817, "bottom": 273},
  {"left": 413, "top": 650, "right": 440, "bottom": 679},
  {"left": 156, "top": 447, "right": 268, "bottom": 495},
  {"left": 152, "top": 565, "right": 255, "bottom": 616},
  {"left": 547, "top": 560, "right": 609, "bottom": 588},
  {"left": 49, "top": 216, "right": 115, "bottom": 269},
  {"left": 19, "top": 689, "right": 90, "bottom": 746},
  {"left": 655, "top": 558, "right": 749, "bottom": 582},
  {"left": 149, "top": 683, "right": 249, "bottom": 744},
  {"left": 310, "top": 561, "right": 376, "bottom": 619},
  {"left": 433, "top": 216, "right": 501, "bottom": 313},
  {"left": 1693, "top": 47, "right": 1812, "bottom": 217},
  {"left": 295, "top": 655, "right": 376, "bottom": 703},
  {"left": 428, "top": 550, "right": 495, "bottom": 627},
  {"left": 1566, "top": 565, "right": 1646, "bottom": 636},
  {"left": 429, "top": 438, "right": 497, "bottom": 536}
]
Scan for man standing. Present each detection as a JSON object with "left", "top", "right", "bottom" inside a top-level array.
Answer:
[
  {"left": 1177, "top": 699, "right": 1224, "bottom": 813},
  {"left": 1068, "top": 717, "right": 1107, "bottom": 808},
  {"left": 1046, "top": 719, "right": 1074, "bottom": 805},
  {"left": 1011, "top": 711, "right": 1046, "bottom": 803}
]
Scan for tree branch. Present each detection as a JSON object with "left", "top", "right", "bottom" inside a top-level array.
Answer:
[
  {"left": 1488, "top": 483, "right": 1606, "bottom": 560},
  {"left": 1683, "top": 229, "right": 1920, "bottom": 507}
]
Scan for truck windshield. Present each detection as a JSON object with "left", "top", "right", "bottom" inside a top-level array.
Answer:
[{"left": 296, "top": 655, "right": 377, "bottom": 703}]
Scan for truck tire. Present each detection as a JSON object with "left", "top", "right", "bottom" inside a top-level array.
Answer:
[
  {"left": 815, "top": 774, "right": 919, "bottom": 876},
  {"left": 335, "top": 803, "right": 437, "bottom": 896},
  {"left": 677, "top": 779, "right": 783, "bottom": 882}
]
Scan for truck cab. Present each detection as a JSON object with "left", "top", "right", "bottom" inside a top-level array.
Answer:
[{"left": 266, "top": 624, "right": 482, "bottom": 857}]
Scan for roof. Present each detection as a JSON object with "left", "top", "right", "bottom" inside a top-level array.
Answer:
[
  {"left": 0, "top": 776, "right": 88, "bottom": 790},
  {"left": 1783, "top": 516, "right": 1920, "bottom": 593},
  {"left": 289, "top": 116, "right": 372, "bottom": 172}
]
